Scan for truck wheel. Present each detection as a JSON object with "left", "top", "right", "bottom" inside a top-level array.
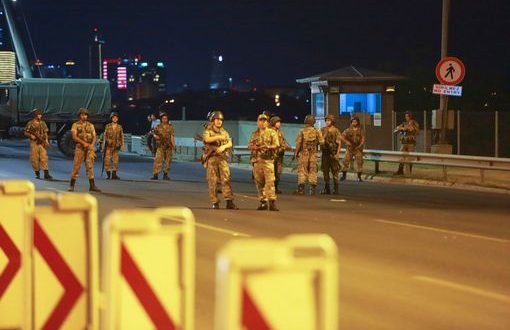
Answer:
[{"left": 58, "top": 130, "right": 75, "bottom": 158}]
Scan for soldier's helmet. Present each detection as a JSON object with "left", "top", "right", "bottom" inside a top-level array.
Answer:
[
  {"left": 211, "top": 111, "right": 224, "bottom": 121},
  {"left": 78, "top": 108, "right": 89, "bottom": 116},
  {"left": 159, "top": 111, "right": 168, "bottom": 119},
  {"left": 270, "top": 115, "right": 281, "bottom": 127},
  {"left": 304, "top": 114, "right": 315, "bottom": 126},
  {"left": 206, "top": 111, "right": 215, "bottom": 122},
  {"left": 110, "top": 112, "right": 119, "bottom": 119},
  {"left": 262, "top": 110, "right": 272, "bottom": 118},
  {"left": 325, "top": 114, "right": 335, "bottom": 123},
  {"left": 32, "top": 108, "right": 43, "bottom": 116},
  {"left": 351, "top": 116, "right": 360, "bottom": 124},
  {"left": 257, "top": 113, "right": 269, "bottom": 121}
]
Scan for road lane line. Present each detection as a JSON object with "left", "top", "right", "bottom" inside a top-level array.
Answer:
[
  {"left": 374, "top": 219, "right": 509, "bottom": 244},
  {"left": 195, "top": 222, "right": 252, "bottom": 238},
  {"left": 413, "top": 276, "right": 510, "bottom": 304},
  {"left": 234, "top": 193, "right": 259, "bottom": 201}
]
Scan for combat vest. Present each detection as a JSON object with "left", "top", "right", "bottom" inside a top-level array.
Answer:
[
  {"left": 400, "top": 120, "right": 419, "bottom": 145},
  {"left": 342, "top": 127, "right": 364, "bottom": 148},
  {"left": 321, "top": 126, "right": 340, "bottom": 154},
  {"left": 154, "top": 123, "right": 174, "bottom": 149},
  {"left": 299, "top": 126, "right": 321, "bottom": 152},
  {"left": 250, "top": 128, "right": 279, "bottom": 162},
  {"left": 25, "top": 120, "right": 48, "bottom": 144},
  {"left": 203, "top": 126, "right": 231, "bottom": 160},
  {"left": 73, "top": 121, "right": 95, "bottom": 144},
  {"left": 104, "top": 123, "right": 123, "bottom": 149}
]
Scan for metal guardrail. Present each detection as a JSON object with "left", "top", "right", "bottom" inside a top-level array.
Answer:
[{"left": 232, "top": 146, "right": 510, "bottom": 183}]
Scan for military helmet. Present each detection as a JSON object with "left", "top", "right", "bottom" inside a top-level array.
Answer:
[
  {"left": 304, "top": 114, "right": 315, "bottom": 125},
  {"left": 32, "top": 108, "right": 43, "bottom": 116},
  {"left": 211, "top": 111, "right": 224, "bottom": 121},
  {"left": 257, "top": 113, "right": 269, "bottom": 121},
  {"left": 110, "top": 112, "right": 119, "bottom": 119},
  {"left": 78, "top": 108, "right": 89, "bottom": 116},
  {"left": 270, "top": 115, "right": 281, "bottom": 127},
  {"left": 325, "top": 114, "right": 335, "bottom": 123},
  {"left": 159, "top": 111, "right": 168, "bottom": 119},
  {"left": 351, "top": 116, "right": 360, "bottom": 124},
  {"left": 262, "top": 110, "right": 272, "bottom": 118}
]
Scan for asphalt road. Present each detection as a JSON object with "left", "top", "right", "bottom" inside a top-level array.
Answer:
[{"left": 1, "top": 140, "right": 509, "bottom": 330}]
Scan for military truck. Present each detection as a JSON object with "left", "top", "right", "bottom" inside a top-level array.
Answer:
[{"left": 0, "top": 78, "right": 111, "bottom": 157}]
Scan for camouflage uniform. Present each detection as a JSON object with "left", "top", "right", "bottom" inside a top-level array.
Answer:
[
  {"left": 71, "top": 121, "right": 97, "bottom": 179},
  {"left": 203, "top": 126, "right": 234, "bottom": 204},
  {"left": 24, "top": 119, "right": 49, "bottom": 172},
  {"left": 341, "top": 126, "right": 365, "bottom": 173},
  {"left": 294, "top": 122, "right": 324, "bottom": 194},
  {"left": 270, "top": 117, "right": 289, "bottom": 193},
  {"left": 320, "top": 125, "right": 342, "bottom": 193},
  {"left": 152, "top": 123, "right": 174, "bottom": 176},
  {"left": 249, "top": 127, "right": 280, "bottom": 204},
  {"left": 104, "top": 122, "right": 124, "bottom": 172},
  {"left": 397, "top": 119, "right": 420, "bottom": 174}
]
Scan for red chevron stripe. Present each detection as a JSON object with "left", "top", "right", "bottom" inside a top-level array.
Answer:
[
  {"left": 34, "top": 219, "right": 84, "bottom": 330},
  {"left": 242, "top": 286, "right": 272, "bottom": 330},
  {"left": 121, "top": 242, "right": 176, "bottom": 330},
  {"left": 0, "top": 223, "right": 21, "bottom": 298}
]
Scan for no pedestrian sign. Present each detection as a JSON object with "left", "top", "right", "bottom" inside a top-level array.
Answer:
[
  {"left": 435, "top": 56, "right": 466, "bottom": 85},
  {"left": 433, "top": 84, "right": 462, "bottom": 97}
]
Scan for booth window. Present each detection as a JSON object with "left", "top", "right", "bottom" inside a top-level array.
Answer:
[
  {"left": 339, "top": 93, "right": 381, "bottom": 114},
  {"left": 312, "top": 93, "right": 325, "bottom": 118}
]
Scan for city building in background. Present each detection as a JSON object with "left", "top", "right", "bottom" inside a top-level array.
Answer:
[
  {"left": 88, "top": 28, "right": 104, "bottom": 79},
  {"left": 209, "top": 53, "right": 228, "bottom": 90},
  {"left": 0, "top": 50, "right": 15, "bottom": 82},
  {"left": 102, "top": 55, "right": 167, "bottom": 101},
  {"left": 0, "top": 9, "right": 9, "bottom": 50}
]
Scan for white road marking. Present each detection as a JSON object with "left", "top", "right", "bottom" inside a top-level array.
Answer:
[
  {"left": 194, "top": 222, "right": 251, "bottom": 237},
  {"left": 413, "top": 276, "right": 510, "bottom": 303},
  {"left": 374, "top": 219, "right": 509, "bottom": 244},
  {"left": 234, "top": 193, "right": 259, "bottom": 201},
  {"left": 330, "top": 199, "right": 347, "bottom": 202}
]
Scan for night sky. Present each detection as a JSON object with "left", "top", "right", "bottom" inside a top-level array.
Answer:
[{"left": 22, "top": 0, "right": 510, "bottom": 91}]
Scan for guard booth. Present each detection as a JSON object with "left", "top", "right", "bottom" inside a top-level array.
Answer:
[{"left": 297, "top": 66, "right": 404, "bottom": 150}]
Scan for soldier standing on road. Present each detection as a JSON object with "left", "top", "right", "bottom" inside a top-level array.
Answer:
[
  {"left": 249, "top": 113, "right": 280, "bottom": 211},
  {"left": 151, "top": 112, "right": 175, "bottom": 180},
  {"left": 24, "top": 109, "right": 53, "bottom": 180},
  {"left": 340, "top": 116, "right": 366, "bottom": 182},
  {"left": 202, "top": 111, "right": 238, "bottom": 210},
  {"left": 269, "top": 115, "right": 290, "bottom": 194},
  {"left": 147, "top": 113, "right": 160, "bottom": 156},
  {"left": 102, "top": 112, "right": 124, "bottom": 180},
  {"left": 320, "top": 114, "right": 342, "bottom": 194},
  {"left": 292, "top": 114, "right": 324, "bottom": 195},
  {"left": 68, "top": 108, "right": 101, "bottom": 192},
  {"left": 395, "top": 111, "right": 420, "bottom": 175}
]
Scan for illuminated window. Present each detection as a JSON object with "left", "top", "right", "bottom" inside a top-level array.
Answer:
[
  {"left": 339, "top": 93, "right": 381, "bottom": 114},
  {"left": 312, "top": 93, "right": 325, "bottom": 118}
]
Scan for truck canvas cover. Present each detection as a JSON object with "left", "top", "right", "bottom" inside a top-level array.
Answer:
[{"left": 16, "top": 78, "right": 111, "bottom": 115}]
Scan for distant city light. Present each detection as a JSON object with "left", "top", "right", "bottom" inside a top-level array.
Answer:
[
  {"left": 140, "top": 62, "right": 148, "bottom": 68},
  {"left": 157, "top": 62, "right": 165, "bottom": 68},
  {"left": 218, "top": 56, "right": 223, "bottom": 62},
  {"left": 117, "top": 67, "right": 127, "bottom": 89},
  {"left": 65, "top": 60, "right": 76, "bottom": 66}
]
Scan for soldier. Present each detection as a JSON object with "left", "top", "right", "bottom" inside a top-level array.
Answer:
[
  {"left": 292, "top": 114, "right": 324, "bottom": 195},
  {"left": 202, "top": 111, "right": 238, "bottom": 210},
  {"left": 320, "top": 114, "right": 342, "bottom": 194},
  {"left": 340, "top": 116, "right": 366, "bottom": 182},
  {"left": 249, "top": 113, "right": 280, "bottom": 211},
  {"left": 68, "top": 108, "right": 101, "bottom": 192},
  {"left": 269, "top": 115, "right": 290, "bottom": 194},
  {"left": 151, "top": 112, "right": 175, "bottom": 180},
  {"left": 24, "top": 109, "right": 53, "bottom": 180},
  {"left": 395, "top": 111, "right": 420, "bottom": 175},
  {"left": 102, "top": 112, "right": 124, "bottom": 180}
]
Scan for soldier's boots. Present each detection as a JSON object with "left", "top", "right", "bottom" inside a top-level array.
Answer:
[
  {"left": 111, "top": 171, "right": 120, "bottom": 180},
  {"left": 43, "top": 170, "right": 53, "bottom": 180},
  {"left": 310, "top": 185, "right": 317, "bottom": 196},
  {"left": 333, "top": 182, "right": 339, "bottom": 195},
  {"left": 163, "top": 173, "right": 170, "bottom": 180},
  {"left": 394, "top": 164, "right": 404, "bottom": 175},
  {"left": 151, "top": 174, "right": 158, "bottom": 180},
  {"left": 89, "top": 179, "right": 102, "bottom": 192},
  {"left": 226, "top": 200, "right": 238, "bottom": 210},
  {"left": 106, "top": 171, "right": 111, "bottom": 179},
  {"left": 340, "top": 171, "right": 347, "bottom": 181},
  {"left": 320, "top": 182, "right": 331, "bottom": 195},
  {"left": 357, "top": 172, "right": 363, "bottom": 182},
  {"left": 68, "top": 179, "right": 76, "bottom": 192},
  {"left": 257, "top": 201, "right": 268, "bottom": 210},
  {"left": 35, "top": 170, "right": 40, "bottom": 179},
  {"left": 268, "top": 200, "right": 279, "bottom": 211},
  {"left": 212, "top": 202, "right": 220, "bottom": 210},
  {"left": 293, "top": 184, "right": 305, "bottom": 195}
]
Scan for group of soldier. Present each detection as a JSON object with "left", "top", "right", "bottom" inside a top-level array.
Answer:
[{"left": 24, "top": 107, "right": 419, "bottom": 210}]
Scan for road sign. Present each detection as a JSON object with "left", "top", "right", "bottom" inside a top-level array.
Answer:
[
  {"left": 0, "top": 180, "right": 34, "bottom": 330},
  {"left": 102, "top": 207, "right": 196, "bottom": 330},
  {"left": 435, "top": 56, "right": 465, "bottom": 85},
  {"left": 33, "top": 192, "right": 99, "bottom": 330},
  {"left": 215, "top": 234, "right": 338, "bottom": 330},
  {"left": 433, "top": 84, "right": 463, "bottom": 96}
]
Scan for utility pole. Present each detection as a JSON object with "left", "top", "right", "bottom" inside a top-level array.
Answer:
[{"left": 439, "top": 0, "right": 450, "bottom": 145}]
